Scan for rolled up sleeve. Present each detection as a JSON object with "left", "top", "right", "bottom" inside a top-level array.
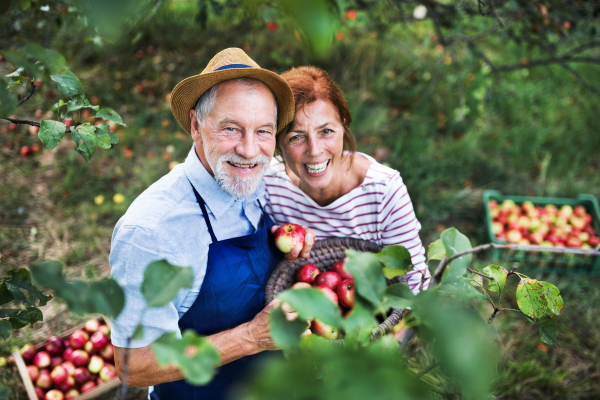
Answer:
[{"left": 109, "top": 225, "right": 187, "bottom": 348}]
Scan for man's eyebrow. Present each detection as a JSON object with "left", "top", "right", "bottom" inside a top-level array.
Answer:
[{"left": 218, "top": 117, "right": 240, "bottom": 126}]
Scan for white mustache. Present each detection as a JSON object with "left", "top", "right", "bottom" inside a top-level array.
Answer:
[{"left": 219, "top": 153, "right": 270, "bottom": 166}]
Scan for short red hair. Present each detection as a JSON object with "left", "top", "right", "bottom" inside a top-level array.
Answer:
[{"left": 279, "top": 66, "right": 356, "bottom": 154}]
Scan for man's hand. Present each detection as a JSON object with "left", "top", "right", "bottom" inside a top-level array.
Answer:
[{"left": 271, "top": 225, "right": 315, "bottom": 262}]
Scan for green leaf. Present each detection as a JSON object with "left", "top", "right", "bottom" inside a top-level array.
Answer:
[
  {"left": 0, "top": 284, "right": 14, "bottom": 306},
  {"left": 39, "top": 120, "right": 66, "bottom": 150},
  {"left": 141, "top": 260, "right": 194, "bottom": 308},
  {"left": 72, "top": 123, "right": 97, "bottom": 162},
  {"left": 344, "top": 250, "right": 387, "bottom": 310},
  {"left": 382, "top": 283, "right": 414, "bottom": 310},
  {"left": 96, "top": 107, "right": 126, "bottom": 126},
  {"left": 482, "top": 265, "right": 508, "bottom": 293},
  {"left": 52, "top": 99, "right": 67, "bottom": 115},
  {"left": 516, "top": 278, "right": 547, "bottom": 322},
  {"left": 537, "top": 315, "right": 560, "bottom": 346},
  {"left": 94, "top": 124, "right": 113, "bottom": 149},
  {"left": 440, "top": 228, "right": 472, "bottom": 283},
  {"left": 269, "top": 306, "right": 307, "bottom": 355},
  {"left": 341, "top": 298, "right": 378, "bottom": 346},
  {"left": 0, "top": 320, "right": 12, "bottom": 340},
  {"left": 51, "top": 71, "right": 84, "bottom": 99},
  {"left": 438, "top": 278, "right": 487, "bottom": 302},
  {"left": 151, "top": 330, "right": 221, "bottom": 386},
  {"left": 375, "top": 245, "right": 412, "bottom": 271},
  {"left": 132, "top": 324, "right": 145, "bottom": 340},
  {"left": 22, "top": 44, "right": 67, "bottom": 75},
  {"left": 5, "top": 68, "right": 28, "bottom": 87},
  {"left": 0, "top": 307, "right": 43, "bottom": 328},
  {"left": 5, "top": 269, "right": 52, "bottom": 307},
  {"left": 427, "top": 239, "right": 446, "bottom": 262},
  {"left": 66, "top": 97, "right": 99, "bottom": 112},
  {"left": 3, "top": 53, "right": 40, "bottom": 78},
  {"left": 0, "top": 77, "right": 17, "bottom": 118},
  {"left": 30, "top": 261, "right": 125, "bottom": 319},
  {"left": 276, "top": 288, "right": 344, "bottom": 328},
  {"left": 540, "top": 281, "right": 564, "bottom": 316}
]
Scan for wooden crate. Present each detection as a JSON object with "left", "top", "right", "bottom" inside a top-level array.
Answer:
[{"left": 11, "top": 316, "right": 121, "bottom": 400}]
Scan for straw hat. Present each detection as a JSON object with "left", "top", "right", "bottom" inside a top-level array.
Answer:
[{"left": 170, "top": 48, "right": 294, "bottom": 135}]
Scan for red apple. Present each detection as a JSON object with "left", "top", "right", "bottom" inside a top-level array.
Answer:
[
  {"left": 27, "top": 365, "right": 40, "bottom": 381},
  {"left": 574, "top": 205, "right": 586, "bottom": 217},
  {"left": 330, "top": 260, "right": 353, "bottom": 281},
  {"left": 63, "top": 339, "right": 71, "bottom": 349},
  {"left": 73, "top": 367, "right": 91, "bottom": 385},
  {"left": 267, "top": 22, "right": 278, "bottom": 31},
  {"left": 61, "top": 361, "right": 75, "bottom": 375},
  {"left": 545, "top": 204, "right": 558, "bottom": 215},
  {"left": 296, "top": 263, "right": 320, "bottom": 284},
  {"left": 570, "top": 216, "right": 586, "bottom": 230},
  {"left": 337, "top": 279, "right": 355, "bottom": 308},
  {"left": 88, "top": 354, "right": 104, "bottom": 374},
  {"left": 90, "top": 331, "right": 109, "bottom": 351},
  {"left": 315, "top": 285, "right": 338, "bottom": 305},
  {"left": 34, "top": 351, "right": 51, "bottom": 368},
  {"left": 546, "top": 233, "right": 560, "bottom": 244},
  {"left": 71, "top": 349, "right": 89, "bottom": 367},
  {"left": 56, "top": 375, "right": 75, "bottom": 392},
  {"left": 29, "top": 125, "right": 40, "bottom": 135},
  {"left": 63, "top": 348, "right": 74, "bottom": 362},
  {"left": 273, "top": 223, "right": 306, "bottom": 253},
  {"left": 35, "top": 109, "right": 43, "bottom": 118},
  {"left": 20, "top": 343, "right": 37, "bottom": 362},
  {"left": 528, "top": 232, "right": 544, "bottom": 245},
  {"left": 589, "top": 236, "right": 600, "bottom": 247},
  {"left": 80, "top": 381, "right": 97, "bottom": 393},
  {"left": 84, "top": 319, "right": 100, "bottom": 334},
  {"left": 579, "top": 232, "right": 590, "bottom": 242},
  {"left": 506, "top": 229, "right": 523, "bottom": 244},
  {"left": 36, "top": 372, "right": 52, "bottom": 389},
  {"left": 491, "top": 222, "right": 504, "bottom": 236},
  {"left": 488, "top": 199, "right": 498, "bottom": 209},
  {"left": 31, "top": 143, "right": 41, "bottom": 153},
  {"left": 98, "top": 325, "right": 110, "bottom": 336},
  {"left": 313, "top": 272, "right": 342, "bottom": 291},
  {"left": 84, "top": 341, "right": 95, "bottom": 354},
  {"left": 490, "top": 208, "right": 500, "bottom": 218},
  {"left": 64, "top": 389, "right": 80, "bottom": 400},
  {"left": 567, "top": 236, "right": 582, "bottom": 248},
  {"left": 99, "top": 344, "right": 114, "bottom": 362},
  {"left": 50, "top": 356, "right": 63, "bottom": 368},
  {"left": 20, "top": 145, "right": 31, "bottom": 157},
  {"left": 34, "top": 387, "right": 45, "bottom": 400},
  {"left": 291, "top": 282, "right": 312, "bottom": 289},
  {"left": 69, "top": 330, "right": 89, "bottom": 349},
  {"left": 45, "top": 389, "right": 64, "bottom": 400},
  {"left": 100, "top": 363, "right": 117, "bottom": 381},
  {"left": 521, "top": 201, "right": 534, "bottom": 213},
  {"left": 310, "top": 320, "right": 338, "bottom": 340},
  {"left": 559, "top": 205, "right": 573, "bottom": 220},
  {"left": 50, "top": 365, "right": 67, "bottom": 385},
  {"left": 64, "top": 119, "right": 73, "bottom": 127}
]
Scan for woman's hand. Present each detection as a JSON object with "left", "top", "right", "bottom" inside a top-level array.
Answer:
[{"left": 271, "top": 225, "right": 315, "bottom": 262}]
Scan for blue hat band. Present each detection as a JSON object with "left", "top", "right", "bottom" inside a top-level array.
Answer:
[{"left": 215, "top": 64, "right": 253, "bottom": 71}]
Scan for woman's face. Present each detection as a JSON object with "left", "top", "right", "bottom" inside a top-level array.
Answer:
[{"left": 278, "top": 99, "right": 345, "bottom": 192}]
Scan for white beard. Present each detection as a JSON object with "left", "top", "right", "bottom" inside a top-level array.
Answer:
[{"left": 203, "top": 141, "right": 269, "bottom": 198}]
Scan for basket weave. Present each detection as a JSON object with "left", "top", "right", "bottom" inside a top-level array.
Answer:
[{"left": 265, "top": 237, "right": 408, "bottom": 342}]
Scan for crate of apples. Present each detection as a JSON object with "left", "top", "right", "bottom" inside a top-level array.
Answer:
[
  {"left": 292, "top": 260, "right": 355, "bottom": 340},
  {"left": 488, "top": 199, "right": 599, "bottom": 249},
  {"left": 11, "top": 317, "right": 120, "bottom": 400}
]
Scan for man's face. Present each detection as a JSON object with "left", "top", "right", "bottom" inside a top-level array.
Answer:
[{"left": 190, "top": 80, "right": 277, "bottom": 198}]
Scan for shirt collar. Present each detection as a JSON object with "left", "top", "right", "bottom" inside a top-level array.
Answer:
[{"left": 183, "top": 144, "right": 266, "bottom": 219}]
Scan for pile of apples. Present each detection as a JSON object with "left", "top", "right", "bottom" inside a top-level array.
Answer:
[
  {"left": 19, "top": 319, "right": 116, "bottom": 400},
  {"left": 489, "top": 199, "right": 599, "bottom": 249},
  {"left": 292, "top": 260, "right": 355, "bottom": 340}
]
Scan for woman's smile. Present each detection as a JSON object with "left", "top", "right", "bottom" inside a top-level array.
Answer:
[{"left": 303, "top": 160, "right": 330, "bottom": 176}]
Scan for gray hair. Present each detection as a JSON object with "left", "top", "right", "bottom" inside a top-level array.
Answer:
[{"left": 194, "top": 78, "right": 278, "bottom": 128}]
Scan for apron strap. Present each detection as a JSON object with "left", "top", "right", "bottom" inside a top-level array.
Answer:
[{"left": 191, "top": 185, "right": 218, "bottom": 243}]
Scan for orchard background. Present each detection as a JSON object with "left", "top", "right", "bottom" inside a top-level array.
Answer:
[{"left": 1, "top": 0, "right": 600, "bottom": 399}]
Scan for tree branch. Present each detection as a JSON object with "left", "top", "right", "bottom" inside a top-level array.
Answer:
[
  {"left": 488, "top": 0, "right": 505, "bottom": 28},
  {"left": 17, "top": 81, "right": 36, "bottom": 106},
  {"left": 466, "top": 268, "right": 494, "bottom": 281},
  {"left": 559, "top": 62, "right": 600, "bottom": 95},
  {"left": 488, "top": 308, "right": 499, "bottom": 324},
  {"left": 2, "top": 117, "right": 39, "bottom": 127}
]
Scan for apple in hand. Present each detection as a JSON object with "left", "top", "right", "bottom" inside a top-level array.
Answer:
[
  {"left": 330, "top": 260, "right": 353, "bottom": 281},
  {"left": 45, "top": 336, "right": 63, "bottom": 355},
  {"left": 34, "top": 351, "right": 51, "bottom": 368},
  {"left": 100, "top": 363, "right": 117, "bottom": 381},
  {"left": 313, "top": 271, "right": 342, "bottom": 291},
  {"left": 50, "top": 365, "right": 67, "bottom": 385},
  {"left": 88, "top": 354, "right": 105, "bottom": 374},
  {"left": 337, "top": 279, "right": 355, "bottom": 308},
  {"left": 296, "top": 263, "right": 320, "bottom": 284},
  {"left": 311, "top": 320, "right": 339, "bottom": 340},
  {"left": 315, "top": 285, "right": 338, "bottom": 305},
  {"left": 71, "top": 349, "right": 89, "bottom": 367},
  {"left": 20, "top": 343, "right": 37, "bottom": 362},
  {"left": 273, "top": 223, "right": 305, "bottom": 253},
  {"left": 45, "top": 389, "right": 64, "bottom": 400}
]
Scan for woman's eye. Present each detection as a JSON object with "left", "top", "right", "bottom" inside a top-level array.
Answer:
[
  {"left": 322, "top": 129, "right": 333, "bottom": 134},
  {"left": 289, "top": 135, "right": 301, "bottom": 142}
]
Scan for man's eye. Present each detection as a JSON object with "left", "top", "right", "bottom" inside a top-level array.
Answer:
[
  {"left": 225, "top": 127, "right": 236, "bottom": 132},
  {"left": 258, "top": 129, "right": 270, "bottom": 134}
]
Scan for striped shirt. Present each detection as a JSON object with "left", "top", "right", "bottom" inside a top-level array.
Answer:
[{"left": 264, "top": 152, "right": 431, "bottom": 293}]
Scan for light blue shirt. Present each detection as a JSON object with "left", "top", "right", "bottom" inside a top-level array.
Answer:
[{"left": 109, "top": 144, "right": 265, "bottom": 348}]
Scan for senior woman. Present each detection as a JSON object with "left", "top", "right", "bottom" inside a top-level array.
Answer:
[{"left": 265, "top": 66, "right": 430, "bottom": 293}]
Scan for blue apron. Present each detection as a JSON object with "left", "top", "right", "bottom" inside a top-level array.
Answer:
[{"left": 152, "top": 185, "right": 282, "bottom": 400}]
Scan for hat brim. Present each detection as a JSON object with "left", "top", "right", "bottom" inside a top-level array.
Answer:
[{"left": 170, "top": 68, "right": 295, "bottom": 135}]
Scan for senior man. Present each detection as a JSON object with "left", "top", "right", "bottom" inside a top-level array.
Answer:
[{"left": 109, "top": 48, "right": 314, "bottom": 400}]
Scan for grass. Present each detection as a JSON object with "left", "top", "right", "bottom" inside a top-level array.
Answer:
[{"left": 1, "top": 3, "right": 599, "bottom": 398}]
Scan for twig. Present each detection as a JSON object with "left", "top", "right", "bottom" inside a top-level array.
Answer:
[
  {"left": 488, "top": 308, "right": 499, "bottom": 324},
  {"left": 488, "top": 0, "right": 505, "bottom": 28},
  {"left": 415, "top": 361, "right": 440, "bottom": 379},
  {"left": 17, "top": 81, "right": 36, "bottom": 106},
  {"left": 432, "top": 255, "right": 447, "bottom": 281},
  {"left": 1, "top": 117, "right": 39, "bottom": 127},
  {"left": 466, "top": 268, "right": 494, "bottom": 281},
  {"left": 477, "top": 0, "right": 486, "bottom": 16},
  {"left": 558, "top": 62, "right": 600, "bottom": 95},
  {"left": 119, "top": 338, "right": 131, "bottom": 400}
]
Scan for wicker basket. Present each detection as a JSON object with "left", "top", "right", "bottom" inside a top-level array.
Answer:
[{"left": 265, "top": 237, "right": 407, "bottom": 342}]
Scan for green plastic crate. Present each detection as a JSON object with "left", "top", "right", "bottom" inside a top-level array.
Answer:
[{"left": 482, "top": 190, "right": 600, "bottom": 275}]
